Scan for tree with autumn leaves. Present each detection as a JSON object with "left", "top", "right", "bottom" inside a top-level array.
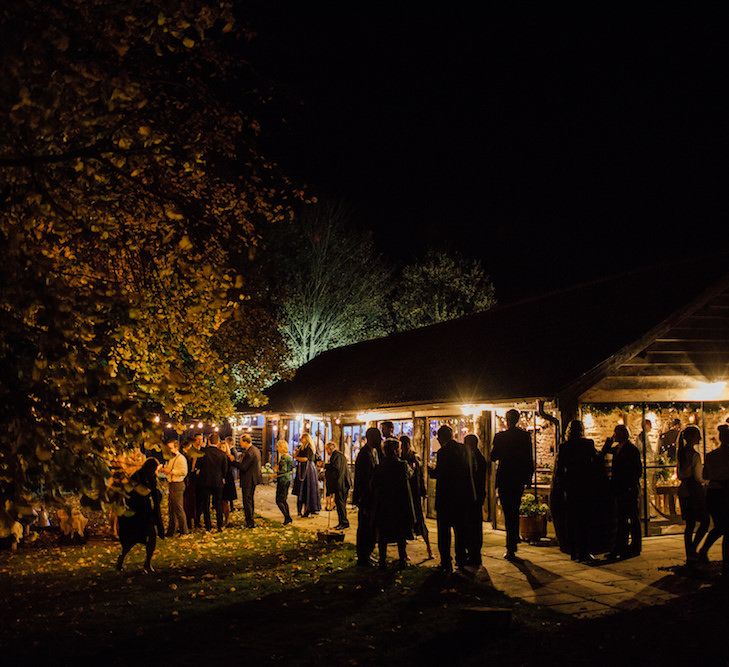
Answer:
[{"left": 0, "top": 0, "right": 294, "bottom": 534}]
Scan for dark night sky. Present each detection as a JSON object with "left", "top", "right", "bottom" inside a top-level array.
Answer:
[{"left": 246, "top": 3, "right": 728, "bottom": 301}]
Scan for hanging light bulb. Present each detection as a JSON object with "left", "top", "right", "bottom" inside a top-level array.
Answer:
[
  {"left": 153, "top": 415, "right": 161, "bottom": 424},
  {"left": 166, "top": 422, "right": 173, "bottom": 429},
  {"left": 197, "top": 421, "right": 203, "bottom": 429}
]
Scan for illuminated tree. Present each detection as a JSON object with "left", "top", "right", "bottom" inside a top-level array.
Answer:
[
  {"left": 392, "top": 250, "right": 496, "bottom": 331},
  {"left": 274, "top": 202, "right": 391, "bottom": 367},
  {"left": 0, "top": 0, "right": 295, "bottom": 531}
]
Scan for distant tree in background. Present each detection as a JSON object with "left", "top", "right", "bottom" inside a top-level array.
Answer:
[
  {"left": 273, "top": 202, "right": 391, "bottom": 367},
  {"left": 392, "top": 250, "right": 496, "bottom": 331}
]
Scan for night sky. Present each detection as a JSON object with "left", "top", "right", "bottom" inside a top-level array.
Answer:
[{"left": 247, "top": 4, "right": 728, "bottom": 301}]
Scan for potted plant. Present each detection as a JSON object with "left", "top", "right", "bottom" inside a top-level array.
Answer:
[{"left": 519, "top": 493, "right": 551, "bottom": 542}]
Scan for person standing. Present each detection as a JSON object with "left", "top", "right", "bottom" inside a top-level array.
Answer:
[
  {"left": 464, "top": 433, "right": 487, "bottom": 567},
  {"left": 325, "top": 441, "right": 351, "bottom": 529},
  {"left": 353, "top": 427, "right": 381, "bottom": 567},
  {"left": 274, "top": 440, "right": 294, "bottom": 525},
  {"left": 219, "top": 438, "right": 238, "bottom": 527},
  {"left": 556, "top": 420, "right": 598, "bottom": 562},
  {"left": 160, "top": 439, "right": 189, "bottom": 536},
  {"left": 183, "top": 434, "right": 204, "bottom": 529},
  {"left": 429, "top": 424, "right": 476, "bottom": 572},
  {"left": 676, "top": 425, "right": 709, "bottom": 563},
  {"left": 234, "top": 434, "right": 263, "bottom": 528},
  {"left": 117, "top": 458, "right": 165, "bottom": 573},
  {"left": 659, "top": 418, "right": 682, "bottom": 462},
  {"left": 373, "top": 438, "right": 415, "bottom": 569},
  {"left": 400, "top": 434, "right": 434, "bottom": 560},
  {"left": 293, "top": 433, "right": 321, "bottom": 517},
  {"left": 697, "top": 424, "right": 729, "bottom": 574},
  {"left": 490, "top": 409, "right": 534, "bottom": 561},
  {"left": 603, "top": 424, "right": 642, "bottom": 560},
  {"left": 197, "top": 433, "right": 228, "bottom": 532}
]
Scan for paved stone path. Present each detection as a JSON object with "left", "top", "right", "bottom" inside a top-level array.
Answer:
[{"left": 254, "top": 484, "right": 721, "bottom": 619}]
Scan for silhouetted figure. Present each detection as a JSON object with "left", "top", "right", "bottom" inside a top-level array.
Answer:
[
  {"left": 274, "top": 440, "right": 294, "bottom": 525},
  {"left": 491, "top": 409, "right": 534, "bottom": 560},
  {"left": 373, "top": 438, "right": 416, "bottom": 569},
  {"left": 659, "top": 418, "right": 682, "bottom": 462},
  {"left": 400, "top": 434, "right": 434, "bottom": 560},
  {"left": 429, "top": 425, "right": 476, "bottom": 572},
  {"left": 676, "top": 425, "right": 709, "bottom": 563},
  {"left": 183, "top": 434, "right": 204, "bottom": 529},
  {"left": 197, "top": 433, "right": 229, "bottom": 532},
  {"left": 603, "top": 424, "right": 642, "bottom": 560},
  {"left": 697, "top": 424, "right": 729, "bottom": 574},
  {"left": 353, "top": 427, "right": 381, "bottom": 566},
  {"left": 379, "top": 421, "right": 394, "bottom": 459},
  {"left": 234, "top": 434, "right": 263, "bottom": 528},
  {"left": 464, "top": 433, "right": 487, "bottom": 567},
  {"left": 556, "top": 420, "right": 599, "bottom": 562},
  {"left": 117, "top": 458, "right": 165, "bottom": 573},
  {"left": 325, "top": 441, "right": 351, "bottom": 529}
]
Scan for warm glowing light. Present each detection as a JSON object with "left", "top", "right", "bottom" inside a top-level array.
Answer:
[
  {"left": 335, "top": 418, "right": 341, "bottom": 425},
  {"left": 214, "top": 426, "right": 219, "bottom": 432},
  {"left": 460, "top": 404, "right": 488, "bottom": 417},
  {"left": 189, "top": 424, "right": 194, "bottom": 430},
  {"left": 692, "top": 381, "right": 727, "bottom": 401},
  {"left": 197, "top": 421, "right": 204, "bottom": 429},
  {"left": 283, "top": 424, "right": 288, "bottom": 430},
  {"left": 246, "top": 426, "right": 252, "bottom": 433},
  {"left": 617, "top": 418, "right": 625, "bottom": 425},
  {"left": 153, "top": 415, "right": 161, "bottom": 424},
  {"left": 166, "top": 422, "right": 173, "bottom": 429},
  {"left": 583, "top": 412, "right": 595, "bottom": 428},
  {"left": 689, "top": 414, "right": 696, "bottom": 424}
]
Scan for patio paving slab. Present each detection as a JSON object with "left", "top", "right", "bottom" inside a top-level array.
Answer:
[{"left": 254, "top": 485, "right": 717, "bottom": 618}]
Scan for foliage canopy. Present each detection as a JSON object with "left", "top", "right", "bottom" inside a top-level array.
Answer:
[
  {"left": 392, "top": 250, "right": 496, "bottom": 331},
  {"left": 0, "top": 0, "right": 294, "bottom": 532}
]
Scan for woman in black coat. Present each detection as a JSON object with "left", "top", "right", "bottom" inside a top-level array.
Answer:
[
  {"left": 556, "top": 420, "right": 600, "bottom": 562},
  {"left": 116, "top": 458, "right": 165, "bottom": 573},
  {"left": 373, "top": 438, "right": 416, "bottom": 569},
  {"left": 400, "top": 435, "right": 434, "bottom": 559}
]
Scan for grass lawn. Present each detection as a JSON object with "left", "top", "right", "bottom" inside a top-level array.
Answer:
[{"left": 1, "top": 514, "right": 728, "bottom": 666}]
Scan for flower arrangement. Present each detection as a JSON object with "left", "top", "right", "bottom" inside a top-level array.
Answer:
[{"left": 519, "top": 493, "right": 551, "bottom": 519}]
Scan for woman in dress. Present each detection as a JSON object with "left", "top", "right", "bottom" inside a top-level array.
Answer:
[
  {"left": 676, "top": 425, "right": 709, "bottom": 563},
  {"left": 116, "top": 458, "right": 165, "bottom": 573},
  {"left": 373, "top": 438, "right": 416, "bottom": 569},
  {"left": 219, "top": 438, "right": 238, "bottom": 526},
  {"left": 697, "top": 424, "right": 729, "bottom": 572},
  {"left": 294, "top": 433, "right": 321, "bottom": 517},
  {"left": 555, "top": 420, "right": 600, "bottom": 562},
  {"left": 400, "top": 435, "right": 434, "bottom": 559}
]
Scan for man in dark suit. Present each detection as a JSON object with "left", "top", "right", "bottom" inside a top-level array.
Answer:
[
  {"left": 235, "top": 434, "right": 263, "bottom": 528},
  {"left": 602, "top": 424, "right": 643, "bottom": 559},
  {"left": 353, "top": 427, "right": 381, "bottom": 566},
  {"left": 429, "top": 425, "right": 476, "bottom": 573},
  {"left": 197, "top": 433, "right": 229, "bottom": 532},
  {"left": 325, "top": 441, "right": 352, "bottom": 530},
  {"left": 490, "top": 409, "right": 534, "bottom": 560},
  {"left": 464, "top": 433, "right": 487, "bottom": 567}
]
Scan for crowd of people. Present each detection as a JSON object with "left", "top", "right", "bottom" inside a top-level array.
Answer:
[
  {"left": 554, "top": 419, "right": 729, "bottom": 572},
  {"left": 116, "top": 432, "right": 263, "bottom": 572},
  {"left": 113, "top": 412, "right": 729, "bottom": 577}
]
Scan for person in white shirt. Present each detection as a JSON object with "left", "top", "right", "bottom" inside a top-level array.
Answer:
[{"left": 160, "top": 439, "right": 189, "bottom": 536}]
